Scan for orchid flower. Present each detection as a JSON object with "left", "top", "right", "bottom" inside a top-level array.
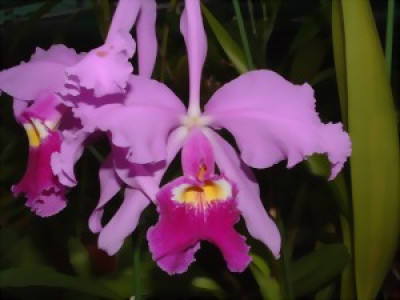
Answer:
[
  {"left": 55, "top": 1, "right": 158, "bottom": 254},
  {"left": 78, "top": 0, "right": 351, "bottom": 274},
  {"left": 0, "top": 0, "right": 155, "bottom": 216}
]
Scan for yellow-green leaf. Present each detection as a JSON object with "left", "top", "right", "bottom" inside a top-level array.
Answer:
[
  {"left": 201, "top": 4, "right": 248, "bottom": 74},
  {"left": 333, "top": 1, "right": 400, "bottom": 299}
]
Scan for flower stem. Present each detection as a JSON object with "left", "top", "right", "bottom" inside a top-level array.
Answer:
[
  {"left": 385, "top": 0, "right": 395, "bottom": 79},
  {"left": 233, "top": 0, "right": 254, "bottom": 69}
]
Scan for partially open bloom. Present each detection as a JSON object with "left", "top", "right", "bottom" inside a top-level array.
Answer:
[
  {"left": 79, "top": 0, "right": 351, "bottom": 273},
  {"left": 0, "top": 0, "right": 155, "bottom": 216}
]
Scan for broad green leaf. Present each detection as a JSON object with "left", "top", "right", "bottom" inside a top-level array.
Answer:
[
  {"left": 0, "top": 267, "right": 120, "bottom": 299},
  {"left": 201, "top": 4, "right": 248, "bottom": 74},
  {"left": 331, "top": 2, "right": 354, "bottom": 299},
  {"left": 333, "top": 1, "right": 400, "bottom": 299},
  {"left": 250, "top": 254, "right": 281, "bottom": 300},
  {"left": 291, "top": 244, "right": 350, "bottom": 298}
]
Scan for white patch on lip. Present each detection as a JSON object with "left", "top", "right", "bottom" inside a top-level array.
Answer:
[
  {"left": 171, "top": 178, "right": 233, "bottom": 206},
  {"left": 31, "top": 118, "right": 49, "bottom": 139}
]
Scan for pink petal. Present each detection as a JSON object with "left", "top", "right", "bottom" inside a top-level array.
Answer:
[
  {"left": 136, "top": 0, "right": 157, "bottom": 77},
  {"left": 12, "top": 99, "right": 29, "bottom": 119},
  {"left": 12, "top": 130, "right": 67, "bottom": 217},
  {"left": 20, "top": 92, "right": 65, "bottom": 124},
  {"left": 112, "top": 127, "right": 187, "bottom": 201},
  {"left": 97, "top": 188, "right": 150, "bottom": 255},
  {"left": 51, "top": 130, "right": 86, "bottom": 187},
  {"left": 89, "top": 154, "right": 123, "bottom": 233},
  {"left": 75, "top": 102, "right": 179, "bottom": 164},
  {"left": 27, "top": 189, "right": 67, "bottom": 218},
  {"left": 204, "top": 128, "right": 281, "bottom": 258},
  {"left": 180, "top": 0, "right": 207, "bottom": 113},
  {"left": 75, "top": 76, "right": 185, "bottom": 164},
  {"left": 30, "top": 44, "right": 82, "bottom": 66},
  {"left": 63, "top": 34, "right": 135, "bottom": 97},
  {"left": 111, "top": 146, "right": 163, "bottom": 201},
  {"left": 0, "top": 45, "right": 80, "bottom": 100},
  {"left": 124, "top": 75, "right": 186, "bottom": 111},
  {"left": 0, "top": 61, "right": 67, "bottom": 100},
  {"left": 12, "top": 131, "right": 61, "bottom": 199},
  {"left": 204, "top": 70, "right": 351, "bottom": 180},
  {"left": 105, "top": 0, "right": 141, "bottom": 46},
  {"left": 182, "top": 129, "right": 215, "bottom": 178}
]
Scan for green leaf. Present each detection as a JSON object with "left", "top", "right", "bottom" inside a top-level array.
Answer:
[
  {"left": 332, "top": 0, "right": 348, "bottom": 127},
  {"left": 0, "top": 267, "right": 120, "bottom": 299},
  {"left": 333, "top": 1, "right": 400, "bottom": 299},
  {"left": 250, "top": 254, "right": 281, "bottom": 300},
  {"left": 201, "top": 4, "right": 248, "bottom": 74},
  {"left": 291, "top": 244, "right": 350, "bottom": 298}
]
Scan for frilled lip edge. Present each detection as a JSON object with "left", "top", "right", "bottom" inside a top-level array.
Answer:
[
  {"left": 12, "top": 129, "right": 68, "bottom": 217},
  {"left": 147, "top": 174, "right": 252, "bottom": 275}
]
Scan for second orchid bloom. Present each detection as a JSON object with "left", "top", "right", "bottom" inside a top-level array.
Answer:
[{"left": 0, "top": 0, "right": 351, "bottom": 275}]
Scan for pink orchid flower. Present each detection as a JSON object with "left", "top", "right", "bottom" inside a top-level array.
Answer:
[
  {"left": 0, "top": 0, "right": 156, "bottom": 217},
  {"left": 78, "top": 0, "right": 351, "bottom": 274}
]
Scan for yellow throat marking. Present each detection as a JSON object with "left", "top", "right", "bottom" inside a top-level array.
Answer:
[
  {"left": 172, "top": 178, "right": 232, "bottom": 207},
  {"left": 23, "top": 119, "right": 53, "bottom": 148}
]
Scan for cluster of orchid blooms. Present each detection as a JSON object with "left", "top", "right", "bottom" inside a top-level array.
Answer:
[{"left": 0, "top": 0, "right": 351, "bottom": 275}]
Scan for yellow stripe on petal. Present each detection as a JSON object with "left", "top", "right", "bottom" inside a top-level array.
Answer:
[
  {"left": 23, "top": 118, "right": 51, "bottom": 148},
  {"left": 23, "top": 124, "right": 41, "bottom": 147}
]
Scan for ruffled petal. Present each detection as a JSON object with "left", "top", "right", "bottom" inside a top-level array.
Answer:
[
  {"left": 136, "top": 0, "right": 157, "bottom": 77},
  {"left": 180, "top": 0, "right": 207, "bottom": 112},
  {"left": 75, "top": 77, "right": 185, "bottom": 164},
  {"left": 0, "top": 44, "right": 81, "bottom": 101},
  {"left": 75, "top": 103, "right": 178, "bottom": 164},
  {"left": 62, "top": 33, "right": 135, "bottom": 97},
  {"left": 27, "top": 189, "right": 67, "bottom": 218},
  {"left": 203, "top": 128, "right": 281, "bottom": 258},
  {"left": 112, "top": 127, "right": 187, "bottom": 201},
  {"left": 51, "top": 129, "right": 86, "bottom": 187},
  {"left": 97, "top": 188, "right": 150, "bottom": 255},
  {"left": 0, "top": 61, "right": 67, "bottom": 100},
  {"left": 12, "top": 130, "right": 67, "bottom": 217},
  {"left": 89, "top": 154, "right": 123, "bottom": 233},
  {"left": 148, "top": 174, "right": 250, "bottom": 274},
  {"left": 30, "top": 44, "right": 82, "bottom": 66},
  {"left": 61, "top": 0, "right": 144, "bottom": 97},
  {"left": 204, "top": 70, "right": 351, "bottom": 180},
  {"left": 111, "top": 146, "right": 163, "bottom": 201}
]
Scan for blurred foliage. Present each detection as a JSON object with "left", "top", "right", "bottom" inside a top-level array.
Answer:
[{"left": 0, "top": 0, "right": 399, "bottom": 299}]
